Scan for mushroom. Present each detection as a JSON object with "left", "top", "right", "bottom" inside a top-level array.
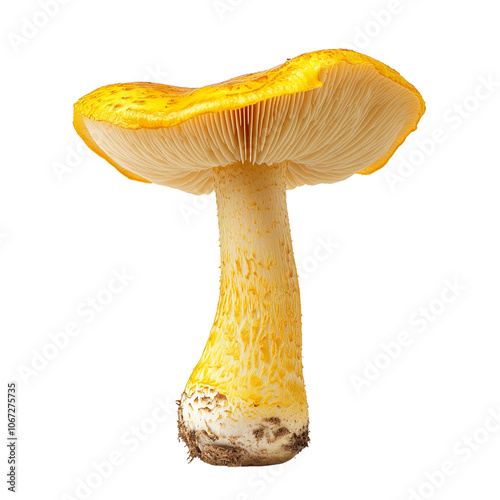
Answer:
[{"left": 73, "top": 49, "right": 425, "bottom": 467}]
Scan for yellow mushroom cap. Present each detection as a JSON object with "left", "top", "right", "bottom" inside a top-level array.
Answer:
[{"left": 73, "top": 49, "right": 425, "bottom": 194}]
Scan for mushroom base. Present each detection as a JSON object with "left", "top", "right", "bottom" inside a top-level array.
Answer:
[{"left": 178, "top": 388, "right": 309, "bottom": 467}]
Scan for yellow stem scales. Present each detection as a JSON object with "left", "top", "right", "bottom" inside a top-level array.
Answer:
[{"left": 178, "top": 162, "right": 309, "bottom": 466}]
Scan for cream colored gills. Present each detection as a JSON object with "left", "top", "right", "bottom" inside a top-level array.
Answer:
[
  {"left": 84, "top": 62, "right": 420, "bottom": 195},
  {"left": 178, "top": 162, "right": 309, "bottom": 466}
]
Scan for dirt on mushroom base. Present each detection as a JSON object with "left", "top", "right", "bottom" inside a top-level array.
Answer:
[{"left": 177, "top": 393, "right": 309, "bottom": 467}]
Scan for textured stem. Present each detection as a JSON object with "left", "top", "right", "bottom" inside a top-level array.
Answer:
[{"left": 178, "top": 162, "right": 308, "bottom": 466}]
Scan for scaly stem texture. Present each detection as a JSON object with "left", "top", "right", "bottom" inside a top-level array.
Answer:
[{"left": 185, "top": 162, "right": 306, "bottom": 409}]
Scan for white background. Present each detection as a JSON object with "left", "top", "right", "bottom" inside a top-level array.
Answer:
[{"left": 2, "top": 0, "right": 500, "bottom": 499}]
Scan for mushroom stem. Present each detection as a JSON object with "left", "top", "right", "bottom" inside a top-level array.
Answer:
[{"left": 178, "top": 162, "right": 309, "bottom": 466}]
